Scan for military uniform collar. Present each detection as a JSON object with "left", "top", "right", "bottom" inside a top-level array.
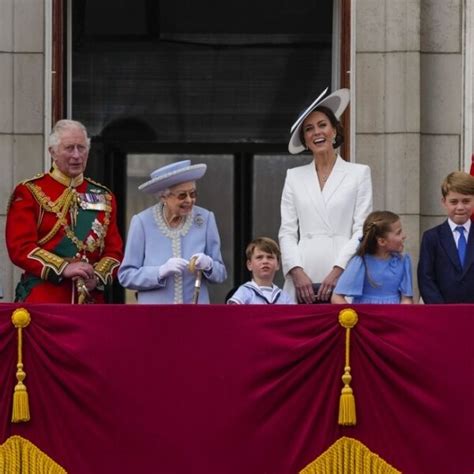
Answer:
[{"left": 49, "top": 163, "right": 84, "bottom": 187}]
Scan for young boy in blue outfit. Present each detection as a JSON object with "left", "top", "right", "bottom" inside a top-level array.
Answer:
[
  {"left": 418, "top": 171, "right": 474, "bottom": 303},
  {"left": 227, "top": 237, "right": 294, "bottom": 305}
]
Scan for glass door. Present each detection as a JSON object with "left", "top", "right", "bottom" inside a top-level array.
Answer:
[{"left": 125, "top": 153, "right": 234, "bottom": 303}]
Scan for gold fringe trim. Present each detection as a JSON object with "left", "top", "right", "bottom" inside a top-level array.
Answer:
[
  {"left": 26, "top": 182, "right": 111, "bottom": 254},
  {"left": 300, "top": 436, "right": 401, "bottom": 474},
  {"left": 0, "top": 435, "right": 67, "bottom": 473},
  {"left": 26, "top": 183, "right": 75, "bottom": 246},
  {"left": 11, "top": 309, "right": 31, "bottom": 423},
  {"left": 338, "top": 309, "right": 358, "bottom": 426}
]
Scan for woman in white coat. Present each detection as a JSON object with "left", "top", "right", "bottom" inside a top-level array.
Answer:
[{"left": 279, "top": 89, "right": 373, "bottom": 303}]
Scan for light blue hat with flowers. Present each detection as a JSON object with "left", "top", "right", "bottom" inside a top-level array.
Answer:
[{"left": 139, "top": 160, "right": 207, "bottom": 194}]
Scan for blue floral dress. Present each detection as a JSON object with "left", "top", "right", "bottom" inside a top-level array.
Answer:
[{"left": 334, "top": 253, "right": 413, "bottom": 304}]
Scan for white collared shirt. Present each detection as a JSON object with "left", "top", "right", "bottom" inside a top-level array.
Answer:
[{"left": 448, "top": 218, "right": 471, "bottom": 248}]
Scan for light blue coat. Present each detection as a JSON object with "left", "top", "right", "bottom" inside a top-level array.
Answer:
[{"left": 118, "top": 204, "right": 227, "bottom": 303}]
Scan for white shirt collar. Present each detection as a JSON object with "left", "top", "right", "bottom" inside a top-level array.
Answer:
[
  {"left": 246, "top": 280, "right": 281, "bottom": 303},
  {"left": 249, "top": 280, "right": 277, "bottom": 292},
  {"left": 447, "top": 218, "right": 471, "bottom": 233}
]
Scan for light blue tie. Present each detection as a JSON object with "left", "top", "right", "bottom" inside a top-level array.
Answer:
[{"left": 455, "top": 226, "right": 466, "bottom": 267}]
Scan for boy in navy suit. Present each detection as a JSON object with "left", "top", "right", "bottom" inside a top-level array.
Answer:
[{"left": 418, "top": 172, "right": 474, "bottom": 303}]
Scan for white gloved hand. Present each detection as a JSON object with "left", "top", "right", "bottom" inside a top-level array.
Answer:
[
  {"left": 158, "top": 257, "right": 189, "bottom": 280},
  {"left": 191, "top": 253, "right": 213, "bottom": 271}
]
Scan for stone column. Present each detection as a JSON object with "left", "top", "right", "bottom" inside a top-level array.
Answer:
[
  {"left": 0, "top": 0, "right": 45, "bottom": 301},
  {"left": 355, "top": 0, "right": 421, "bottom": 294},
  {"left": 420, "top": 0, "right": 464, "bottom": 233}
]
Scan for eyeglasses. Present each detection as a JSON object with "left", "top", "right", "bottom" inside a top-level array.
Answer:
[{"left": 168, "top": 190, "right": 197, "bottom": 200}]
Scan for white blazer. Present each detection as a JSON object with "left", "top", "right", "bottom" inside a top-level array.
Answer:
[{"left": 278, "top": 156, "right": 373, "bottom": 299}]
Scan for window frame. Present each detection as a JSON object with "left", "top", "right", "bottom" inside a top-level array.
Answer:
[{"left": 51, "top": 0, "right": 353, "bottom": 157}]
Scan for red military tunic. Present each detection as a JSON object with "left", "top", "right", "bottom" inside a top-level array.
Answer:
[{"left": 6, "top": 166, "right": 123, "bottom": 303}]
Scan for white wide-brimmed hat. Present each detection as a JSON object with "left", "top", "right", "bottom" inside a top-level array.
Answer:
[
  {"left": 288, "top": 88, "right": 350, "bottom": 154},
  {"left": 139, "top": 160, "right": 207, "bottom": 194}
]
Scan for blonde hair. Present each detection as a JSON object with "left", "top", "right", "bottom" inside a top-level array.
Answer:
[
  {"left": 441, "top": 171, "right": 474, "bottom": 198},
  {"left": 246, "top": 237, "right": 281, "bottom": 263}
]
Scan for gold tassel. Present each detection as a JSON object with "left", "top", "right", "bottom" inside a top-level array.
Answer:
[
  {"left": 338, "top": 308, "right": 358, "bottom": 426},
  {"left": 11, "top": 308, "right": 31, "bottom": 423}
]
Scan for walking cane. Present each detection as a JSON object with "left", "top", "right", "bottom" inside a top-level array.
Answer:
[
  {"left": 188, "top": 256, "right": 203, "bottom": 304},
  {"left": 75, "top": 277, "right": 90, "bottom": 304}
]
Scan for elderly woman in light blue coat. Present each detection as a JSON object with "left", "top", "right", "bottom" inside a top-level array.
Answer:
[{"left": 118, "top": 160, "right": 227, "bottom": 303}]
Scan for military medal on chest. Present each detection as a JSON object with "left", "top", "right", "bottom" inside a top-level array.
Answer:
[
  {"left": 79, "top": 189, "right": 109, "bottom": 211},
  {"left": 67, "top": 187, "right": 107, "bottom": 230}
]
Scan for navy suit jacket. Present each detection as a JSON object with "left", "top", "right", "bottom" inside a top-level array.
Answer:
[{"left": 418, "top": 220, "right": 474, "bottom": 303}]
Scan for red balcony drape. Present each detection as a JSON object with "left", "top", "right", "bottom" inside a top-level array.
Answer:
[{"left": 0, "top": 303, "right": 472, "bottom": 473}]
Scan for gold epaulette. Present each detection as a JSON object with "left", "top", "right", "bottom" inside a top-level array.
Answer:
[
  {"left": 85, "top": 177, "right": 113, "bottom": 194},
  {"left": 6, "top": 174, "right": 46, "bottom": 213},
  {"left": 20, "top": 173, "right": 46, "bottom": 186}
]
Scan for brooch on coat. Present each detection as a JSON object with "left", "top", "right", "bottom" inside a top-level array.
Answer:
[{"left": 194, "top": 214, "right": 204, "bottom": 227}]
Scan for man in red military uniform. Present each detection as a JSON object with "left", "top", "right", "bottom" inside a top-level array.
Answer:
[{"left": 6, "top": 119, "right": 123, "bottom": 303}]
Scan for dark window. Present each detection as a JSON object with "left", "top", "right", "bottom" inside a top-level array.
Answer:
[{"left": 70, "top": 0, "right": 337, "bottom": 302}]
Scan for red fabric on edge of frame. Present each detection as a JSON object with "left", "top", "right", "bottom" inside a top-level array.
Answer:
[
  {"left": 470, "top": 154, "right": 474, "bottom": 220},
  {"left": 0, "top": 303, "right": 471, "bottom": 474}
]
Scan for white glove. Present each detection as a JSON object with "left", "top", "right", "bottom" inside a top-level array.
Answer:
[
  {"left": 158, "top": 257, "right": 189, "bottom": 280},
  {"left": 191, "top": 253, "right": 213, "bottom": 271}
]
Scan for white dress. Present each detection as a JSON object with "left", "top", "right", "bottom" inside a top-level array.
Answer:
[{"left": 278, "top": 156, "right": 373, "bottom": 301}]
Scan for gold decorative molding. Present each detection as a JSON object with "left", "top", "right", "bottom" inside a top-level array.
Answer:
[
  {"left": 0, "top": 435, "right": 66, "bottom": 473},
  {"left": 300, "top": 436, "right": 401, "bottom": 474}
]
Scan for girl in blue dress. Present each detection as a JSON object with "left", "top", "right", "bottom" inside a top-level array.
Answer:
[{"left": 331, "top": 210, "right": 413, "bottom": 304}]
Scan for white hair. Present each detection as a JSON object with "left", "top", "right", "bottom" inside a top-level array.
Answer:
[
  {"left": 48, "top": 119, "right": 91, "bottom": 150},
  {"left": 158, "top": 181, "right": 197, "bottom": 199},
  {"left": 158, "top": 188, "right": 171, "bottom": 198}
]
